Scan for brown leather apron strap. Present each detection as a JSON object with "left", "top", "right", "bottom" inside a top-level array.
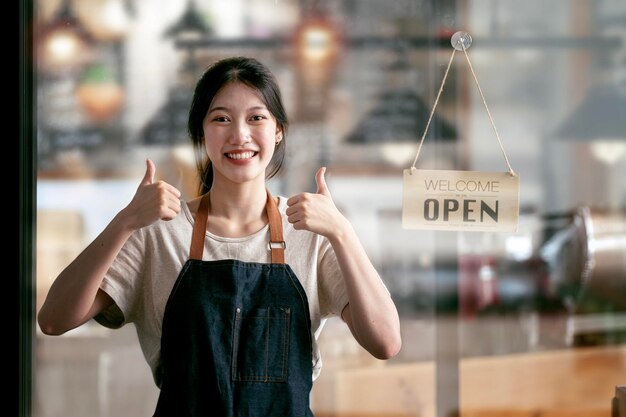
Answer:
[
  {"left": 189, "top": 189, "right": 285, "bottom": 264},
  {"left": 265, "top": 188, "right": 285, "bottom": 264},
  {"left": 189, "top": 192, "right": 210, "bottom": 260}
]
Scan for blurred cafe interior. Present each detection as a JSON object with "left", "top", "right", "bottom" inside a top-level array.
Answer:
[{"left": 30, "top": 0, "right": 626, "bottom": 416}]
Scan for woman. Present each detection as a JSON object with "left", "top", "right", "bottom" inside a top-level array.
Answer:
[{"left": 38, "top": 56, "right": 401, "bottom": 416}]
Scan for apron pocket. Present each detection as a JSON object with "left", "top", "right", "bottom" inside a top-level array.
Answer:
[{"left": 232, "top": 306, "right": 291, "bottom": 382}]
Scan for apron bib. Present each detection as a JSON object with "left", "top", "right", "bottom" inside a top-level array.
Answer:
[{"left": 153, "top": 190, "right": 314, "bottom": 417}]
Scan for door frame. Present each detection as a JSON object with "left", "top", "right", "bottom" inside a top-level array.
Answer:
[{"left": 19, "top": 1, "right": 35, "bottom": 416}]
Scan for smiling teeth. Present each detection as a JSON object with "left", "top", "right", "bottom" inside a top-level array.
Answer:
[{"left": 227, "top": 152, "right": 255, "bottom": 160}]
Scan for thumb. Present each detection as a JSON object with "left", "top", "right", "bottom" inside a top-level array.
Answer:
[
  {"left": 315, "top": 167, "right": 331, "bottom": 197},
  {"left": 140, "top": 159, "right": 156, "bottom": 186}
]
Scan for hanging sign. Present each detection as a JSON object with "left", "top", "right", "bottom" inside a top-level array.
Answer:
[
  {"left": 402, "top": 169, "right": 519, "bottom": 232},
  {"left": 401, "top": 31, "right": 520, "bottom": 232}
]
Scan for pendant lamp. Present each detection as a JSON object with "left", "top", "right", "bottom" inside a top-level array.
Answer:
[{"left": 37, "top": 0, "right": 93, "bottom": 72}]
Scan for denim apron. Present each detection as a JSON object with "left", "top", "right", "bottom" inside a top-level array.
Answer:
[{"left": 153, "top": 190, "right": 314, "bottom": 417}]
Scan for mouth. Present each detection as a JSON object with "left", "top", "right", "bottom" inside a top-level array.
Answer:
[{"left": 225, "top": 151, "right": 258, "bottom": 160}]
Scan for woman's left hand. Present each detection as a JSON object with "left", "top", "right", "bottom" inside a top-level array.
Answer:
[
  {"left": 286, "top": 167, "right": 348, "bottom": 239},
  {"left": 289, "top": 168, "right": 402, "bottom": 360}
]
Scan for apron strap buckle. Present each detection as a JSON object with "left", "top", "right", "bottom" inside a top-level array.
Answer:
[
  {"left": 268, "top": 240, "right": 286, "bottom": 264},
  {"left": 269, "top": 240, "right": 286, "bottom": 250}
]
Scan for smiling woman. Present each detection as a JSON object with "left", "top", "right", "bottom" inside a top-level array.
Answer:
[{"left": 36, "top": 56, "right": 401, "bottom": 417}]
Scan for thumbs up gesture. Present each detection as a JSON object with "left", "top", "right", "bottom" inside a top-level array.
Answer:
[
  {"left": 286, "top": 167, "right": 347, "bottom": 238},
  {"left": 120, "top": 159, "right": 182, "bottom": 230}
]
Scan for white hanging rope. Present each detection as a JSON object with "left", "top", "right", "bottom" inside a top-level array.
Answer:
[
  {"left": 410, "top": 48, "right": 457, "bottom": 170},
  {"left": 461, "top": 46, "right": 516, "bottom": 175},
  {"left": 409, "top": 38, "right": 516, "bottom": 176}
]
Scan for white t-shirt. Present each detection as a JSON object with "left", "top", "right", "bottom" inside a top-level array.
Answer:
[{"left": 94, "top": 196, "right": 349, "bottom": 386}]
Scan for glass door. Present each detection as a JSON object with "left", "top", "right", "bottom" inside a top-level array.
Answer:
[{"left": 28, "top": 1, "right": 626, "bottom": 417}]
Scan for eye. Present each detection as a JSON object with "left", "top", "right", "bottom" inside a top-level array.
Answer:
[
  {"left": 250, "top": 115, "right": 266, "bottom": 122},
  {"left": 213, "top": 116, "right": 230, "bottom": 122}
]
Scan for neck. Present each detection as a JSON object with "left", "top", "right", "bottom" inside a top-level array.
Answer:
[{"left": 208, "top": 179, "right": 268, "bottom": 225}]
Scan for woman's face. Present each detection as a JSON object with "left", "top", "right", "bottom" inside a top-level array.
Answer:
[{"left": 202, "top": 82, "right": 281, "bottom": 187}]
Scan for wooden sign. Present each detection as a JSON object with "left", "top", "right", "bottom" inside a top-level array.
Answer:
[{"left": 402, "top": 169, "right": 520, "bottom": 232}]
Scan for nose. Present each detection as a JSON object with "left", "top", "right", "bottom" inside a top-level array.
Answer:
[{"left": 230, "top": 122, "right": 251, "bottom": 145}]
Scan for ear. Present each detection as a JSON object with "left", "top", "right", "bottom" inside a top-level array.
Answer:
[{"left": 275, "top": 127, "right": 283, "bottom": 145}]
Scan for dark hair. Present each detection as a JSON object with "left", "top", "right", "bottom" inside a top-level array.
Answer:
[{"left": 188, "top": 56, "right": 289, "bottom": 195}]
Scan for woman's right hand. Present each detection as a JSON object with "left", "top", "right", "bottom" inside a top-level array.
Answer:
[
  {"left": 120, "top": 159, "right": 182, "bottom": 230},
  {"left": 38, "top": 158, "right": 182, "bottom": 335}
]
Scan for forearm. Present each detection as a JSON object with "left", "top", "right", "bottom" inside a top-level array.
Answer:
[
  {"left": 285, "top": 171, "right": 401, "bottom": 358},
  {"left": 329, "top": 222, "right": 402, "bottom": 359},
  {"left": 38, "top": 212, "right": 135, "bottom": 335}
]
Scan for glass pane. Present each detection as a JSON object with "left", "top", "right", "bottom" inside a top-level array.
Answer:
[
  {"left": 34, "top": 1, "right": 626, "bottom": 417},
  {"left": 458, "top": 1, "right": 626, "bottom": 416}
]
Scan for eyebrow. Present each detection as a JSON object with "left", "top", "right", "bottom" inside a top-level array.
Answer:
[{"left": 207, "top": 105, "right": 268, "bottom": 113}]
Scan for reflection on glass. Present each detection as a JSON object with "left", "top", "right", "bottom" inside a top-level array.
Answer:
[{"left": 34, "top": 1, "right": 626, "bottom": 417}]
